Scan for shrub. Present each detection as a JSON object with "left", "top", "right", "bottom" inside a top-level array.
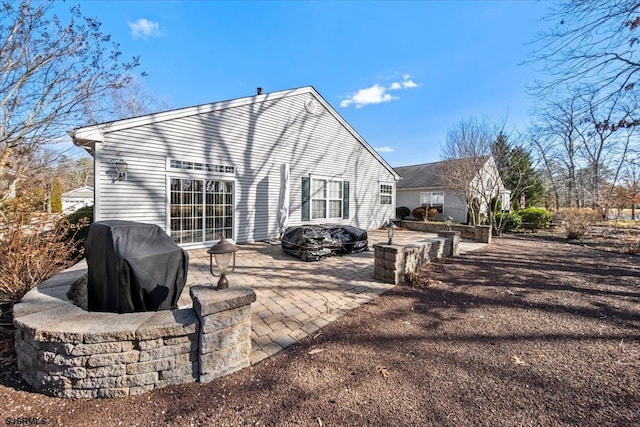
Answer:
[
  {"left": 63, "top": 205, "right": 93, "bottom": 259},
  {"left": 412, "top": 206, "right": 427, "bottom": 221},
  {"left": 555, "top": 208, "right": 602, "bottom": 239},
  {"left": 427, "top": 207, "right": 439, "bottom": 221},
  {"left": 494, "top": 211, "right": 522, "bottom": 233},
  {"left": 0, "top": 197, "right": 80, "bottom": 364},
  {"left": 517, "top": 207, "right": 552, "bottom": 231},
  {"left": 396, "top": 206, "right": 411, "bottom": 220}
]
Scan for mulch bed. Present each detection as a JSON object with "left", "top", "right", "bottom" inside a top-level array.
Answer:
[{"left": 0, "top": 234, "right": 639, "bottom": 426}]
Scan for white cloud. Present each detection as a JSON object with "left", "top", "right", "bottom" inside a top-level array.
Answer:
[
  {"left": 340, "top": 84, "right": 398, "bottom": 109},
  {"left": 375, "top": 146, "right": 394, "bottom": 153},
  {"left": 388, "top": 74, "right": 419, "bottom": 90},
  {"left": 341, "top": 75, "right": 420, "bottom": 109},
  {"left": 402, "top": 79, "right": 418, "bottom": 88},
  {"left": 129, "top": 18, "right": 162, "bottom": 40}
]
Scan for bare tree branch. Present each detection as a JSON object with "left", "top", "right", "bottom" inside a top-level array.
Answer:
[{"left": 0, "top": 1, "right": 140, "bottom": 198}]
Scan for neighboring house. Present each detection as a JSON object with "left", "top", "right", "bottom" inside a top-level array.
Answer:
[
  {"left": 61, "top": 186, "right": 94, "bottom": 212},
  {"left": 71, "top": 86, "right": 399, "bottom": 248},
  {"left": 395, "top": 157, "right": 510, "bottom": 224}
]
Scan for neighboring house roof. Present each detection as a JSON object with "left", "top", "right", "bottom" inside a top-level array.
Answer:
[
  {"left": 71, "top": 86, "right": 399, "bottom": 180},
  {"left": 61, "top": 186, "right": 94, "bottom": 199},
  {"left": 395, "top": 157, "right": 489, "bottom": 189}
]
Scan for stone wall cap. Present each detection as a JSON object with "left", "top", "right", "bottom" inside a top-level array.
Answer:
[
  {"left": 135, "top": 308, "right": 198, "bottom": 341},
  {"left": 190, "top": 286, "right": 256, "bottom": 316},
  {"left": 372, "top": 243, "right": 402, "bottom": 249}
]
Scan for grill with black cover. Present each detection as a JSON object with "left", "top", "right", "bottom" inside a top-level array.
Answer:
[{"left": 85, "top": 220, "right": 189, "bottom": 313}]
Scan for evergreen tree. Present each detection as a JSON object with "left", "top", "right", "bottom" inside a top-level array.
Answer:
[
  {"left": 51, "top": 179, "right": 62, "bottom": 213},
  {"left": 491, "top": 133, "right": 544, "bottom": 208}
]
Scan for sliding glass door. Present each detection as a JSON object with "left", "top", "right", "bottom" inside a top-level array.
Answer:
[{"left": 170, "top": 178, "right": 233, "bottom": 244}]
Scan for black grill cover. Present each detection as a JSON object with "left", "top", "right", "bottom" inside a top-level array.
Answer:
[{"left": 85, "top": 221, "right": 189, "bottom": 313}]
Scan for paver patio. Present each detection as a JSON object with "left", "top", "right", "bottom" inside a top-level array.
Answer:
[{"left": 180, "top": 228, "right": 486, "bottom": 364}]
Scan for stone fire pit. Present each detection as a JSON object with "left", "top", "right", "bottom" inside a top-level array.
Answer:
[{"left": 13, "top": 263, "right": 255, "bottom": 398}]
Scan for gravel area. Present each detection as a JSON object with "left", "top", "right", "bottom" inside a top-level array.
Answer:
[{"left": 1, "top": 234, "right": 639, "bottom": 426}]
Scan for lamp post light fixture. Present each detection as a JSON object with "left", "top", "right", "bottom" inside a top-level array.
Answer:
[
  {"left": 207, "top": 235, "right": 238, "bottom": 290},
  {"left": 386, "top": 219, "right": 398, "bottom": 245}
]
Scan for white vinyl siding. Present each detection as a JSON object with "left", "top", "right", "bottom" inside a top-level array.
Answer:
[{"left": 90, "top": 89, "right": 397, "bottom": 245}]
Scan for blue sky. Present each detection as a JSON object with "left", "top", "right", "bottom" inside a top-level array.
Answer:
[{"left": 57, "top": 1, "right": 553, "bottom": 166}]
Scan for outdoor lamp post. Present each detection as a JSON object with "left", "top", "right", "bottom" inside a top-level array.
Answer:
[
  {"left": 207, "top": 235, "right": 238, "bottom": 290},
  {"left": 386, "top": 219, "right": 398, "bottom": 245}
]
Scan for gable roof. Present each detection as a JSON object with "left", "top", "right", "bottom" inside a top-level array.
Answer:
[
  {"left": 61, "top": 186, "right": 94, "bottom": 198},
  {"left": 71, "top": 86, "right": 399, "bottom": 180},
  {"left": 395, "top": 157, "right": 489, "bottom": 189}
]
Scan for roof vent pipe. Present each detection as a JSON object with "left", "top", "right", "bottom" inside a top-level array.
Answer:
[{"left": 257, "top": 87, "right": 263, "bottom": 95}]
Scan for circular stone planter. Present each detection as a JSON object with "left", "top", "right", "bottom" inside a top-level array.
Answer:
[{"left": 13, "top": 262, "right": 255, "bottom": 398}]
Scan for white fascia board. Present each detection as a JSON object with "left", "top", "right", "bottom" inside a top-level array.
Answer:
[{"left": 72, "top": 127, "right": 105, "bottom": 143}]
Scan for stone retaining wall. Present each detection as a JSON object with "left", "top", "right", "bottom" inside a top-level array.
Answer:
[
  {"left": 373, "top": 231, "right": 460, "bottom": 285},
  {"left": 400, "top": 220, "right": 479, "bottom": 241},
  {"left": 13, "top": 266, "right": 255, "bottom": 398}
]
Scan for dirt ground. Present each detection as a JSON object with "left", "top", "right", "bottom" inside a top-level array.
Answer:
[{"left": 0, "top": 232, "right": 639, "bottom": 426}]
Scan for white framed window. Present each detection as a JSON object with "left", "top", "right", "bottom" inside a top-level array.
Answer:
[
  {"left": 420, "top": 191, "right": 444, "bottom": 213},
  {"left": 168, "top": 158, "right": 235, "bottom": 175},
  {"left": 379, "top": 183, "right": 393, "bottom": 205},
  {"left": 311, "top": 177, "right": 343, "bottom": 219}
]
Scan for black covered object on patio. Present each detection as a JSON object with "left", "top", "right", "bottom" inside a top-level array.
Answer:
[
  {"left": 85, "top": 220, "right": 189, "bottom": 313},
  {"left": 281, "top": 224, "right": 368, "bottom": 261}
]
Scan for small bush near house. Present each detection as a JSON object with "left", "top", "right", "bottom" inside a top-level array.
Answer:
[
  {"left": 555, "top": 208, "right": 602, "bottom": 240},
  {"left": 63, "top": 205, "right": 93, "bottom": 257},
  {"left": 427, "top": 207, "right": 439, "bottom": 221},
  {"left": 412, "top": 206, "right": 427, "bottom": 221},
  {"left": 494, "top": 211, "right": 522, "bottom": 233},
  {"left": 396, "top": 206, "right": 411, "bottom": 220},
  {"left": 517, "top": 207, "right": 552, "bottom": 231}
]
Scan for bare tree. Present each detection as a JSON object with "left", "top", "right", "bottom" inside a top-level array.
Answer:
[
  {"left": 621, "top": 154, "right": 640, "bottom": 219},
  {"left": 531, "top": 1, "right": 640, "bottom": 128},
  {"left": 441, "top": 117, "right": 505, "bottom": 227},
  {"left": 0, "top": 0, "right": 140, "bottom": 200},
  {"left": 530, "top": 95, "right": 585, "bottom": 208},
  {"left": 83, "top": 77, "right": 170, "bottom": 124}
]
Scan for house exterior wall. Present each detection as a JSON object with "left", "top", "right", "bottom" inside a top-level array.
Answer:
[
  {"left": 469, "top": 156, "right": 506, "bottom": 215},
  {"left": 90, "top": 90, "right": 396, "bottom": 246},
  {"left": 396, "top": 188, "right": 467, "bottom": 223}
]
